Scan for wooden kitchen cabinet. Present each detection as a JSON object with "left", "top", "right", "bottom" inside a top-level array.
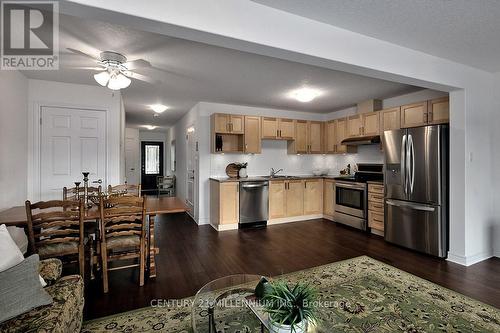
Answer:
[
  {"left": 363, "top": 112, "right": 380, "bottom": 136},
  {"left": 262, "top": 117, "right": 278, "bottom": 139},
  {"left": 323, "top": 179, "right": 335, "bottom": 217},
  {"left": 380, "top": 107, "right": 401, "bottom": 132},
  {"left": 335, "top": 118, "right": 357, "bottom": 154},
  {"left": 347, "top": 115, "right": 363, "bottom": 137},
  {"left": 401, "top": 102, "right": 428, "bottom": 128},
  {"left": 230, "top": 115, "right": 244, "bottom": 134},
  {"left": 428, "top": 97, "right": 449, "bottom": 125},
  {"left": 325, "top": 120, "right": 336, "bottom": 153},
  {"left": 308, "top": 121, "right": 323, "bottom": 153},
  {"left": 211, "top": 113, "right": 245, "bottom": 153},
  {"left": 279, "top": 118, "right": 295, "bottom": 139},
  {"left": 212, "top": 113, "right": 244, "bottom": 134},
  {"left": 269, "top": 180, "right": 286, "bottom": 219},
  {"left": 367, "top": 182, "right": 384, "bottom": 232},
  {"left": 286, "top": 180, "right": 304, "bottom": 217},
  {"left": 261, "top": 118, "right": 296, "bottom": 140},
  {"left": 288, "top": 120, "right": 308, "bottom": 154},
  {"left": 304, "top": 179, "right": 323, "bottom": 215},
  {"left": 347, "top": 113, "right": 380, "bottom": 137},
  {"left": 210, "top": 180, "right": 239, "bottom": 226},
  {"left": 244, "top": 116, "right": 261, "bottom": 153}
]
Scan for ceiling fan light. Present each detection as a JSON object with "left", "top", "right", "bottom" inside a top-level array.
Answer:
[
  {"left": 108, "top": 73, "right": 131, "bottom": 90},
  {"left": 94, "top": 71, "right": 110, "bottom": 86}
]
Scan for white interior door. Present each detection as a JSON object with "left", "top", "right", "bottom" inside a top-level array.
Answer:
[
  {"left": 124, "top": 128, "right": 140, "bottom": 185},
  {"left": 40, "top": 106, "right": 106, "bottom": 200},
  {"left": 186, "top": 127, "right": 196, "bottom": 216}
]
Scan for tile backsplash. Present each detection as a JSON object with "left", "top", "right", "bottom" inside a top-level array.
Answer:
[{"left": 210, "top": 140, "right": 383, "bottom": 177}]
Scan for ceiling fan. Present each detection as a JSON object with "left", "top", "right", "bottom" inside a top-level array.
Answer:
[{"left": 67, "top": 48, "right": 168, "bottom": 90}]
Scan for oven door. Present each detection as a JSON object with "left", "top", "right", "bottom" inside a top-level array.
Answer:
[{"left": 334, "top": 181, "right": 366, "bottom": 218}]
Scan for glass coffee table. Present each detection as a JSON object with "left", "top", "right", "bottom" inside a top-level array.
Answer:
[
  {"left": 191, "top": 274, "right": 329, "bottom": 332},
  {"left": 191, "top": 274, "right": 266, "bottom": 333}
]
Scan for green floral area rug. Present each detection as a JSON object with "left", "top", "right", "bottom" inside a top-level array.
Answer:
[{"left": 82, "top": 256, "right": 500, "bottom": 332}]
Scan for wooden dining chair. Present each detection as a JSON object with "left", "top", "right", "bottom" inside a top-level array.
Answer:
[
  {"left": 99, "top": 196, "right": 147, "bottom": 293},
  {"left": 63, "top": 185, "right": 102, "bottom": 200},
  {"left": 25, "top": 200, "right": 85, "bottom": 278},
  {"left": 107, "top": 184, "right": 141, "bottom": 197}
]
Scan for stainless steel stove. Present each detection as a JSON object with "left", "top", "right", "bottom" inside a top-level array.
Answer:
[{"left": 333, "top": 164, "right": 383, "bottom": 231}]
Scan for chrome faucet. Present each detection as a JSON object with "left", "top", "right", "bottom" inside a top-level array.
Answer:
[{"left": 270, "top": 168, "right": 283, "bottom": 177}]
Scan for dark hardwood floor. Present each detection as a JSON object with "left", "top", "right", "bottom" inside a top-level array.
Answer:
[{"left": 82, "top": 213, "right": 500, "bottom": 320}]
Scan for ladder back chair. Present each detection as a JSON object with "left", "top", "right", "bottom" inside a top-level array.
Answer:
[
  {"left": 25, "top": 200, "right": 85, "bottom": 278},
  {"left": 107, "top": 184, "right": 141, "bottom": 197},
  {"left": 63, "top": 185, "right": 102, "bottom": 200},
  {"left": 99, "top": 196, "right": 147, "bottom": 293}
]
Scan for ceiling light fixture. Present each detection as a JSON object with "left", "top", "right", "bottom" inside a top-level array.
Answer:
[
  {"left": 144, "top": 125, "right": 157, "bottom": 130},
  {"left": 150, "top": 104, "right": 169, "bottom": 113},
  {"left": 290, "top": 87, "right": 322, "bottom": 103},
  {"left": 92, "top": 52, "right": 132, "bottom": 90}
]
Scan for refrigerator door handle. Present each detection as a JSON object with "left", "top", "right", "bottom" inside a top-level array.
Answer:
[
  {"left": 386, "top": 199, "right": 436, "bottom": 212},
  {"left": 401, "top": 134, "right": 407, "bottom": 194},
  {"left": 409, "top": 134, "right": 415, "bottom": 193}
]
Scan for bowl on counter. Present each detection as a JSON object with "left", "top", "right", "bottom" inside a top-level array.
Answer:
[{"left": 312, "top": 169, "right": 322, "bottom": 176}]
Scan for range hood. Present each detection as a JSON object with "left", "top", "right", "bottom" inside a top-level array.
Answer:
[{"left": 341, "top": 135, "right": 381, "bottom": 146}]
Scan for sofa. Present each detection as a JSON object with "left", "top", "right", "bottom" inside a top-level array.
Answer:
[{"left": 0, "top": 258, "right": 84, "bottom": 333}]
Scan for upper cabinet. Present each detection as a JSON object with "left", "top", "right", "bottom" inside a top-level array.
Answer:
[
  {"left": 334, "top": 118, "right": 357, "bottom": 154},
  {"left": 308, "top": 121, "right": 323, "bottom": 153},
  {"left": 401, "top": 97, "right": 449, "bottom": 128},
  {"left": 261, "top": 117, "right": 296, "bottom": 140},
  {"left": 211, "top": 113, "right": 245, "bottom": 153},
  {"left": 325, "top": 120, "right": 336, "bottom": 153},
  {"left": 347, "top": 112, "right": 380, "bottom": 137},
  {"left": 210, "top": 96, "right": 448, "bottom": 154},
  {"left": 401, "top": 101, "right": 428, "bottom": 128},
  {"left": 244, "top": 116, "right": 261, "bottom": 154},
  {"left": 363, "top": 112, "right": 380, "bottom": 136},
  {"left": 288, "top": 121, "right": 323, "bottom": 154},
  {"left": 428, "top": 97, "right": 449, "bottom": 125},
  {"left": 380, "top": 107, "right": 401, "bottom": 132},
  {"left": 347, "top": 115, "right": 363, "bottom": 137},
  {"left": 213, "top": 113, "right": 244, "bottom": 134}
]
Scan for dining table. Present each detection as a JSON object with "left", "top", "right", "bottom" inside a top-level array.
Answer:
[{"left": 0, "top": 196, "right": 189, "bottom": 278}]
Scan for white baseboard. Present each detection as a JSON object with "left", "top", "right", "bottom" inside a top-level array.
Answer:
[
  {"left": 447, "top": 251, "right": 493, "bottom": 266},
  {"left": 268, "top": 214, "right": 323, "bottom": 225},
  {"left": 210, "top": 223, "right": 238, "bottom": 231}
]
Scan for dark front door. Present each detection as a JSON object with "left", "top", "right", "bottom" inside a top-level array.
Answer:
[{"left": 141, "top": 141, "right": 164, "bottom": 193}]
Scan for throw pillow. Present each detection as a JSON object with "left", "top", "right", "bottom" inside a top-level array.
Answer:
[
  {"left": 0, "top": 224, "right": 46, "bottom": 287},
  {"left": 0, "top": 254, "right": 53, "bottom": 324}
]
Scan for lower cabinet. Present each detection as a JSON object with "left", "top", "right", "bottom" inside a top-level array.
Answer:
[
  {"left": 269, "top": 181, "right": 286, "bottom": 219},
  {"left": 269, "top": 179, "right": 325, "bottom": 220},
  {"left": 210, "top": 180, "right": 239, "bottom": 226},
  {"left": 323, "top": 179, "right": 335, "bottom": 218},
  {"left": 285, "top": 180, "right": 304, "bottom": 217},
  {"left": 304, "top": 179, "right": 323, "bottom": 215},
  {"left": 367, "top": 183, "right": 384, "bottom": 232}
]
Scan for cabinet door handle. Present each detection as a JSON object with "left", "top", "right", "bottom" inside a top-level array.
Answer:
[
  {"left": 304, "top": 182, "right": 307, "bottom": 189},
  {"left": 423, "top": 112, "right": 428, "bottom": 123},
  {"left": 276, "top": 129, "right": 279, "bottom": 137}
]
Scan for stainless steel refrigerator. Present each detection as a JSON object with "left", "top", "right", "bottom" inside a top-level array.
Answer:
[{"left": 382, "top": 125, "right": 448, "bottom": 258}]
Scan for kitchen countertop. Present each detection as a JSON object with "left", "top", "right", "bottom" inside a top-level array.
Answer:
[{"left": 209, "top": 175, "right": 340, "bottom": 182}]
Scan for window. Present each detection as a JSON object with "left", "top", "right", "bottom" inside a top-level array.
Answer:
[{"left": 145, "top": 145, "right": 160, "bottom": 174}]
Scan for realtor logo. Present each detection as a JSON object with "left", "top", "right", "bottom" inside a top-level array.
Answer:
[{"left": 1, "top": 1, "right": 59, "bottom": 70}]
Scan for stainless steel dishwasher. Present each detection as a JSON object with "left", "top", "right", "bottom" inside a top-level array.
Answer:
[{"left": 239, "top": 180, "right": 269, "bottom": 227}]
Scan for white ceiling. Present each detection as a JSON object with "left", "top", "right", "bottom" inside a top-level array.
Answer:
[
  {"left": 253, "top": 0, "right": 500, "bottom": 72},
  {"left": 23, "top": 14, "right": 421, "bottom": 129}
]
